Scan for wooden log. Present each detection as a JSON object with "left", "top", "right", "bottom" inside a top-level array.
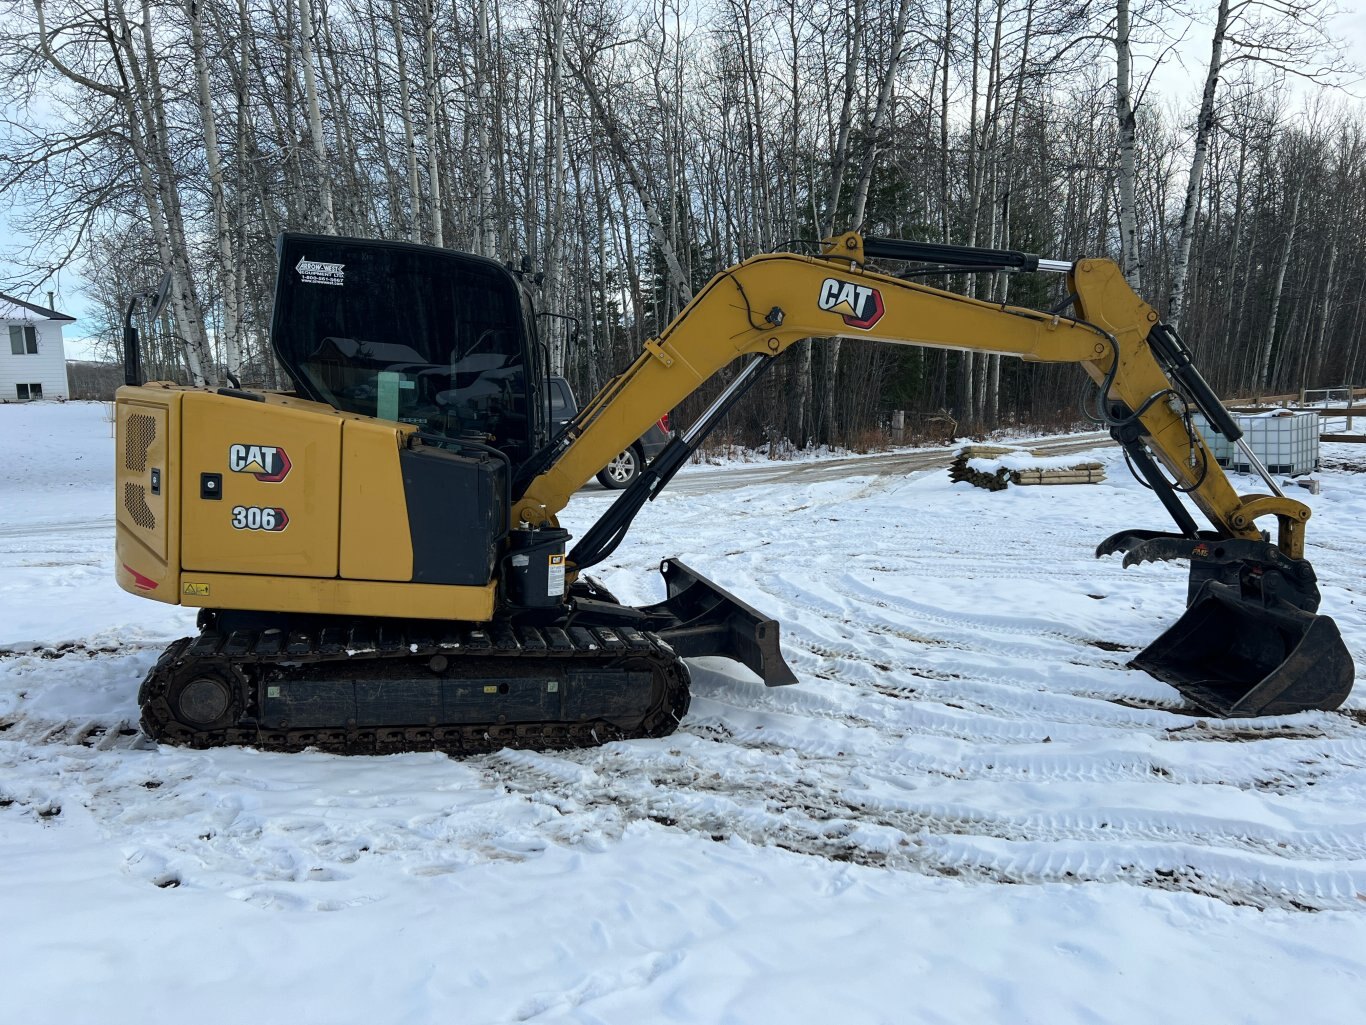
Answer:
[{"left": 1011, "top": 468, "right": 1107, "bottom": 486}]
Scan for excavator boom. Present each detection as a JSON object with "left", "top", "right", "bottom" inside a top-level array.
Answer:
[
  {"left": 520, "top": 232, "right": 1352, "bottom": 717},
  {"left": 519, "top": 235, "right": 1297, "bottom": 550}
]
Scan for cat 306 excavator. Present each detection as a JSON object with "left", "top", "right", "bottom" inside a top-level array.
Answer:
[{"left": 114, "top": 232, "right": 1353, "bottom": 754}]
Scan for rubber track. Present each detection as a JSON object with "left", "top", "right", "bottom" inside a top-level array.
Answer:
[{"left": 138, "top": 621, "right": 691, "bottom": 756}]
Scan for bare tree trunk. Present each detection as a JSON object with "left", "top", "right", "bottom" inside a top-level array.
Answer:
[
  {"left": 545, "top": 0, "right": 568, "bottom": 370},
  {"left": 422, "top": 0, "right": 443, "bottom": 247},
  {"left": 822, "top": 0, "right": 863, "bottom": 237},
  {"left": 1169, "top": 0, "right": 1229, "bottom": 329},
  {"left": 822, "top": 0, "right": 912, "bottom": 444},
  {"left": 474, "top": 0, "right": 497, "bottom": 256},
  {"left": 296, "top": 0, "right": 337, "bottom": 233},
  {"left": 849, "top": 0, "right": 913, "bottom": 229},
  {"left": 389, "top": 0, "right": 424, "bottom": 241},
  {"left": 187, "top": 0, "right": 242, "bottom": 381},
  {"left": 571, "top": 54, "right": 692, "bottom": 303},
  {"left": 1114, "top": 0, "right": 1141, "bottom": 287},
  {"left": 817, "top": 0, "right": 863, "bottom": 442},
  {"left": 1257, "top": 180, "right": 1302, "bottom": 388},
  {"left": 110, "top": 0, "right": 215, "bottom": 384},
  {"left": 1308, "top": 230, "right": 1339, "bottom": 385},
  {"left": 781, "top": 0, "right": 812, "bottom": 443},
  {"left": 316, "top": 0, "right": 360, "bottom": 229}
]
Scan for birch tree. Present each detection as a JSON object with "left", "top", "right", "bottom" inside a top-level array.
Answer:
[
  {"left": 24, "top": 0, "right": 217, "bottom": 384},
  {"left": 1168, "top": 0, "right": 1346, "bottom": 329}
]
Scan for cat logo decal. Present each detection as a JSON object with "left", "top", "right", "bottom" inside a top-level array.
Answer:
[
  {"left": 818, "top": 278, "right": 885, "bottom": 329},
  {"left": 228, "top": 444, "right": 292, "bottom": 483}
]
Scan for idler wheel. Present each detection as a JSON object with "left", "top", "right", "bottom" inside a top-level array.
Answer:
[{"left": 166, "top": 663, "right": 246, "bottom": 730}]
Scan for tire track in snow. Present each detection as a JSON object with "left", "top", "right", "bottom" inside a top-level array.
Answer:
[
  {"left": 0, "top": 517, "right": 111, "bottom": 540},
  {"left": 486, "top": 741, "right": 1366, "bottom": 912},
  {"left": 767, "top": 570, "right": 1135, "bottom": 672},
  {"left": 785, "top": 636, "right": 1174, "bottom": 724},
  {"left": 821, "top": 569, "right": 1141, "bottom": 654},
  {"left": 773, "top": 611, "right": 1195, "bottom": 737},
  {"left": 918, "top": 834, "right": 1366, "bottom": 912},
  {"left": 709, "top": 714, "right": 1366, "bottom": 794},
  {"left": 781, "top": 637, "right": 1347, "bottom": 743},
  {"left": 0, "top": 715, "right": 145, "bottom": 751},
  {"left": 6, "top": 621, "right": 1364, "bottom": 916}
]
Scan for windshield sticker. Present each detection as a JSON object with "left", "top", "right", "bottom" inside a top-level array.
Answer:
[{"left": 296, "top": 256, "right": 345, "bottom": 286}]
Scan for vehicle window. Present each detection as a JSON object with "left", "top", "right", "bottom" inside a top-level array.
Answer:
[
  {"left": 550, "top": 379, "right": 571, "bottom": 416},
  {"left": 272, "top": 237, "right": 533, "bottom": 465}
]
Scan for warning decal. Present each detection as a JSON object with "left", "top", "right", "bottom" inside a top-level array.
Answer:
[{"left": 547, "top": 553, "right": 566, "bottom": 597}]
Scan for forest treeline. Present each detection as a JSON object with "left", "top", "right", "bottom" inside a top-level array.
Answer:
[{"left": 1, "top": 0, "right": 1361, "bottom": 446}]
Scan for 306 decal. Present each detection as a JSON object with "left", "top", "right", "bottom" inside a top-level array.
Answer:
[{"left": 231, "top": 505, "right": 289, "bottom": 531}]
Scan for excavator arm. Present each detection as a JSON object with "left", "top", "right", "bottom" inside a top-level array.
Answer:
[
  {"left": 516, "top": 233, "right": 1307, "bottom": 553},
  {"left": 521, "top": 233, "right": 1352, "bottom": 717}
]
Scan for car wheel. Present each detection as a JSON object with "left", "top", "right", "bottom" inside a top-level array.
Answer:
[{"left": 597, "top": 446, "right": 640, "bottom": 489}]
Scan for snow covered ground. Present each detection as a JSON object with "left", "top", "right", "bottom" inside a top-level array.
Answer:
[{"left": 3, "top": 401, "right": 1366, "bottom": 1024}]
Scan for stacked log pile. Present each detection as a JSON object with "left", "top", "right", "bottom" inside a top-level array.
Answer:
[
  {"left": 948, "top": 445, "right": 1014, "bottom": 491},
  {"left": 949, "top": 445, "right": 1106, "bottom": 491}
]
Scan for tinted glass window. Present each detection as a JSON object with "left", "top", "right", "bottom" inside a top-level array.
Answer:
[
  {"left": 549, "top": 379, "right": 571, "bottom": 415},
  {"left": 272, "top": 235, "right": 531, "bottom": 463}
]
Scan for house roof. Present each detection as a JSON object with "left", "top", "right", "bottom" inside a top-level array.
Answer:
[{"left": 0, "top": 292, "right": 76, "bottom": 323}]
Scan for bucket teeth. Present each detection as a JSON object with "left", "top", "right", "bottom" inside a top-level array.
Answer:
[
  {"left": 1117, "top": 536, "right": 1235, "bottom": 569},
  {"left": 1094, "top": 528, "right": 1220, "bottom": 560}
]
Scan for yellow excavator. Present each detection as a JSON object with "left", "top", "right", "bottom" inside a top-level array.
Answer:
[{"left": 114, "top": 232, "right": 1353, "bottom": 753}]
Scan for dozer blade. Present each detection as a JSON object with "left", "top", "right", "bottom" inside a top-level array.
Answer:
[
  {"left": 640, "top": 558, "right": 799, "bottom": 687},
  {"left": 1133, "top": 580, "right": 1353, "bottom": 717}
]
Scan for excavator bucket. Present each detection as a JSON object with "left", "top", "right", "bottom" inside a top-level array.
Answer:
[
  {"left": 1133, "top": 580, "right": 1353, "bottom": 717},
  {"left": 641, "top": 559, "right": 799, "bottom": 687}
]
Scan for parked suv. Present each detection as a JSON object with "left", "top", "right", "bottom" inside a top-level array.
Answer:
[{"left": 549, "top": 376, "right": 671, "bottom": 488}]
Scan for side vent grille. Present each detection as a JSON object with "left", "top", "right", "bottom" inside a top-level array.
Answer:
[
  {"left": 124, "top": 482, "right": 155, "bottom": 530},
  {"left": 125, "top": 413, "right": 155, "bottom": 472}
]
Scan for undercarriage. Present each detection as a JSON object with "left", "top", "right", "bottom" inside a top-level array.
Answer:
[
  {"left": 140, "top": 617, "right": 691, "bottom": 755},
  {"left": 138, "top": 560, "right": 792, "bottom": 754}
]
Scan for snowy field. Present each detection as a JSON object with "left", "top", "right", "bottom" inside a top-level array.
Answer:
[{"left": 3, "top": 401, "right": 1366, "bottom": 1024}]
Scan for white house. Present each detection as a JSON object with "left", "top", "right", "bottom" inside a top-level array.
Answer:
[{"left": 0, "top": 293, "right": 74, "bottom": 401}]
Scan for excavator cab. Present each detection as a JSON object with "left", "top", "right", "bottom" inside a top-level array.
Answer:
[
  {"left": 271, "top": 233, "right": 546, "bottom": 470},
  {"left": 261, "top": 233, "right": 793, "bottom": 679}
]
